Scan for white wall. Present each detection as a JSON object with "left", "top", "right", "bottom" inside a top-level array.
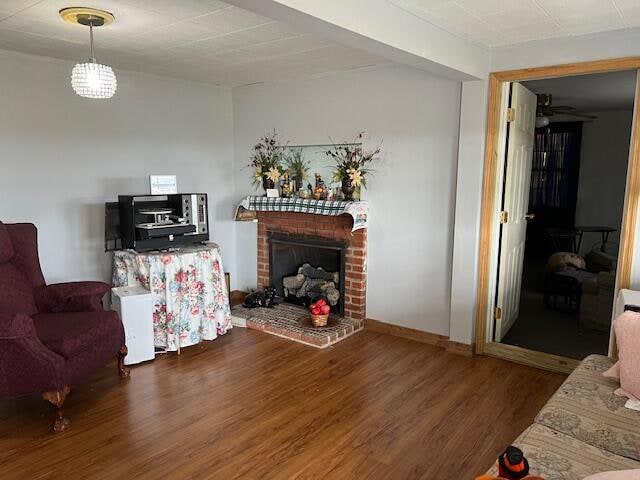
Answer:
[
  {"left": 449, "top": 80, "right": 487, "bottom": 344},
  {"left": 0, "top": 50, "right": 236, "bottom": 285},
  {"left": 575, "top": 110, "right": 633, "bottom": 253},
  {"left": 233, "top": 64, "right": 461, "bottom": 336}
]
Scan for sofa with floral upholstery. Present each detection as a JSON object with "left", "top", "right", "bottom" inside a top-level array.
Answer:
[{"left": 486, "top": 355, "right": 640, "bottom": 479}]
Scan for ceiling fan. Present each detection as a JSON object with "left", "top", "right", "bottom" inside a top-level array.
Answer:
[{"left": 536, "top": 93, "right": 597, "bottom": 128}]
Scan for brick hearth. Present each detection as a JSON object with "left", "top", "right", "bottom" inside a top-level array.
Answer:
[{"left": 256, "top": 211, "right": 367, "bottom": 321}]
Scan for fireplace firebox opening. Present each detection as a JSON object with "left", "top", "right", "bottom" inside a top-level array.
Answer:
[{"left": 268, "top": 233, "right": 346, "bottom": 315}]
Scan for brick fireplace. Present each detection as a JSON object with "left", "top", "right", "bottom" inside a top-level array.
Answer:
[{"left": 256, "top": 211, "right": 367, "bottom": 321}]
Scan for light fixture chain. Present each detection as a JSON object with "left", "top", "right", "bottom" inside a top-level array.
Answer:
[{"left": 89, "top": 23, "right": 96, "bottom": 63}]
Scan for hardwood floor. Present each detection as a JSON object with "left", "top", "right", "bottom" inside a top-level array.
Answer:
[{"left": 0, "top": 329, "right": 565, "bottom": 479}]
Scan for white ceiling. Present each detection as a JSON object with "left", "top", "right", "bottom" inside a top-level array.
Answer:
[
  {"left": 389, "top": 0, "right": 640, "bottom": 48},
  {"left": 523, "top": 70, "right": 637, "bottom": 114},
  {"left": 0, "top": 0, "right": 390, "bottom": 86}
]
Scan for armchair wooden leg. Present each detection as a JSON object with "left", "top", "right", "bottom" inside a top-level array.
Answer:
[
  {"left": 117, "top": 345, "right": 131, "bottom": 378},
  {"left": 42, "top": 386, "right": 71, "bottom": 433}
]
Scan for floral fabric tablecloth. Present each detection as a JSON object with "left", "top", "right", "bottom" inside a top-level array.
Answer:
[{"left": 112, "top": 244, "right": 232, "bottom": 352}]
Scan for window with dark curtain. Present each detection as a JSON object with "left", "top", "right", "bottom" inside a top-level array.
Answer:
[
  {"left": 529, "top": 121, "right": 583, "bottom": 227},
  {"left": 525, "top": 121, "right": 583, "bottom": 258}
]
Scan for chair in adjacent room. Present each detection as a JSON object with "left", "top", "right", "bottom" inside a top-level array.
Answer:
[{"left": 0, "top": 221, "right": 129, "bottom": 432}]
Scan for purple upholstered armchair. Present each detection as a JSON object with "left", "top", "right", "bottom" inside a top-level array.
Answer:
[{"left": 0, "top": 222, "right": 129, "bottom": 432}]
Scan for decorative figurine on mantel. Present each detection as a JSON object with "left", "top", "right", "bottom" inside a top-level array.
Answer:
[
  {"left": 298, "top": 186, "right": 312, "bottom": 199},
  {"left": 248, "top": 130, "right": 285, "bottom": 195},
  {"left": 280, "top": 171, "right": 292, "bottom": 198},
  {"left": 326, "top": 132, "right": 383, "bottom": 201},
  {"left": 314, "top": 173, "right": 328, "bottom": 200}
]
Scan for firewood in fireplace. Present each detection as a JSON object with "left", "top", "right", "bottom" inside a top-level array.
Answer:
[
  {"left": 282, "top": 263, "right": 340, "bottom": 307},
  {"left": 283, "top": 273, "right": 305, "bottom": 291}
]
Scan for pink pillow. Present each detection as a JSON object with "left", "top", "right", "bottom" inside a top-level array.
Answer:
[
  {"left": 603, "top": 311, "right": 640, "bottom": 400},
  {"left": 582, "top": 470, "right": 640, "bottom": 479}
]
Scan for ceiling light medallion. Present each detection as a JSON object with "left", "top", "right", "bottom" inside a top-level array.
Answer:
[{"left": 59, "top": 7, "right": 117, "bottom": 99}]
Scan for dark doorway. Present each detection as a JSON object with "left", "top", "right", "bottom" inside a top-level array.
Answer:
[{"left": 499, "top": 72, "right": 635, "bottom": 360}]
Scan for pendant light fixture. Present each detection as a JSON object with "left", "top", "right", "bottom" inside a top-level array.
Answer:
[{"left": 59, "top": 7, "right": 117, "bottom": 99}]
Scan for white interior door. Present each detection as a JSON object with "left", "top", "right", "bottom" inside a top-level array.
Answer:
[{"left": 494, "top": 82, "right": 537, "bottom": 342}]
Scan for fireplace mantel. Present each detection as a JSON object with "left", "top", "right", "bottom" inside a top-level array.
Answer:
[{"left": 236, "top": 196, "right": 369, "bottom": 231}]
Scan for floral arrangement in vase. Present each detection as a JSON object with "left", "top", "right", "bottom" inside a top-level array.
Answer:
[
  {"left": 248, "top": 130, "right": 286, "bottom": 193},
  {"left": 284, "top": 147, "right": 310, "bottom": 192},
  {"left": 326, "top": 132, "right": 382, "bottom": 201}
]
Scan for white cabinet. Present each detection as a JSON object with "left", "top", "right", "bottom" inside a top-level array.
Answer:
[{"left": 111, "top": 286, "right": 154, "bottom": 366}]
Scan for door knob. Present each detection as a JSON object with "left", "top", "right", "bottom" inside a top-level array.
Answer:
[{"left": 524, "top": 213, "right": 536, "bottom": 220}]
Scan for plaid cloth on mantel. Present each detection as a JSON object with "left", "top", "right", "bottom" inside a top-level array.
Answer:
[{"left": 235, "top": 196, "right": 369, "bottom": 231}]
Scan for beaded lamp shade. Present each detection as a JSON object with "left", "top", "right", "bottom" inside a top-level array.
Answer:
[
  {"left": 60, "top": 7, "right": 117, "bottom": 99},
  {"left": 71, "top": 62, "right": 117, "bottom": 99}
]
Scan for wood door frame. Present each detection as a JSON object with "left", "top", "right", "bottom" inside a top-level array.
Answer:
[{"left": 475, "top": 57, "right": 640, "bottom": 364}]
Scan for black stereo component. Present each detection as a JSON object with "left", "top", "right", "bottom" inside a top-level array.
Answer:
[{"left": 105, "top": 193, "right": 209, "bottom": 252}]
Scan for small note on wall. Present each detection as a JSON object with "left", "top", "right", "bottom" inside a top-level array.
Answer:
[{"left": 150, "top": 175, "right": 177, "bottom": 195}]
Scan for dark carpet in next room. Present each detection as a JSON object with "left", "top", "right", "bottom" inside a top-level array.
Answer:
[{"left": 502, "top": 259, "right": 609, "bottom": 360}]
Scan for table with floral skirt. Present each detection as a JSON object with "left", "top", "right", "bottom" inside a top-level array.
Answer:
[{"left": 112, "top": 244, "right": 232, "bottom": 353}]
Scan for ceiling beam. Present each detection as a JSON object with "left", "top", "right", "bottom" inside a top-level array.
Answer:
[{"left": 225, "top": 0, "right": 490, "bottom": 81}]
